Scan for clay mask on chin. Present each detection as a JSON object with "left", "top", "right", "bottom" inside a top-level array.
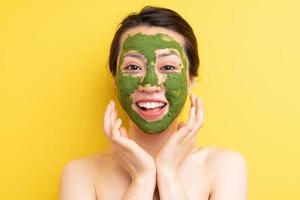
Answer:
[{"left": 116, "top": 33, "right": 188, "bottom": 134}]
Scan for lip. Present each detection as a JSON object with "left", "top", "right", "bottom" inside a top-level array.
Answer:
[{"left": 133, "top": 98, "right": 168, "bottom": 121}]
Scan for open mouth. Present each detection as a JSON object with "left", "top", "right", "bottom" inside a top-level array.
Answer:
[
  {"left": 134, "top": 100, "right": 168, "bottom": 121},
  {"left": 136, "top": 101, "right": 167, "bottom": 111}
]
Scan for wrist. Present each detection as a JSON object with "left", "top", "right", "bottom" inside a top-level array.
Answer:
[
  {"left": 133, "top": 171, "right": 156, "bottom": 184},
  {"left": 124, "top": 172, "right": 156, "bottom": 200},
  {"left": 156, "top": 167, "right": 178, "bottom": 180}
]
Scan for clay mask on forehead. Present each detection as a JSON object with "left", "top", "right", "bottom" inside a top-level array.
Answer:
[{"left": 116, "top": 32, "right": 188, "bottom": 134}]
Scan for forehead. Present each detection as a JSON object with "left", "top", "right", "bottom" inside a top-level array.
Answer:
[{"left": 119, "top": 26, "right": 185, "bottom": 53}]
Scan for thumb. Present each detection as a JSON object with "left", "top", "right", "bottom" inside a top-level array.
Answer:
[
  {"left": 120, "top": 127, "right": 128, "bottom": 138},
  {"left": 177, "top": 122, "right": 185, "bottom": 131}
]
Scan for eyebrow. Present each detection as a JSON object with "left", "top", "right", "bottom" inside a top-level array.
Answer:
[
  {"left": 123, "top": 49, "right": 180, "bottom": 59},
  {"left": 123, "top": 52, "right": 145, "bottom": 59},
  {"left": 157, "top": 50, "right": 180, "bottom": 58}
]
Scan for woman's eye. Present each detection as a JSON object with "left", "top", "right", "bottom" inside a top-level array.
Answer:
[
  {"left": 160, "top": 65, "right": 176, "bottom": 71},
  {"left": 125, "top": 64, "right": 142, "bottom": 71}
]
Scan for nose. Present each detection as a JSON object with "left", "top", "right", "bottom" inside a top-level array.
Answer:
[{"left": 138, "top": 84, "right": 162, "bottom": 93}]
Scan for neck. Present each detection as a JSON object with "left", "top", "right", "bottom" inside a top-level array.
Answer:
[{"left": 129, "top": 121, "right": 178, "bottom": 159}]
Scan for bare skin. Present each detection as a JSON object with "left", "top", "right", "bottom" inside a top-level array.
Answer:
[
  {"left": 60, "top": 26, "right": 247, "bottom": 200},
  {"left": 59, "top": 146, "right": 247, "bottom": 200}
]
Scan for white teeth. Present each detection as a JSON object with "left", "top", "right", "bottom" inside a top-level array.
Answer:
[
  {"left": 137, "top": 102, "right": 166, "bottom": 109},
  {"left": 150, "top": 102, "right": 155, "bottom": 108},
  {"left": 146, "top": 102, "right": 151, "bottom": 108}
]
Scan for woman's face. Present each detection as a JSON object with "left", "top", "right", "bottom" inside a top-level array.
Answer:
[{"left": 115, "top": 26, "right": 191, "bottom": 134}]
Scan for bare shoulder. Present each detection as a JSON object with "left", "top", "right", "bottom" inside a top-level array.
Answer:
[
  {"left": 193, "top": 146, "right": 248, "bottom": 199},
  {"left": 203, "top": 146, "right": 246, "bottom": 167},
  {"left": 193, "top": 146, "right": 247, "bottom": 176},
  {"left": 192, "top": 146, "right": 246, "bottom": 166},
  {"left": 59, "top": 152, "right": 114, "bottom": 200},
  {"left": 60, "top": 152, "right": 119, "bottom": 182}
]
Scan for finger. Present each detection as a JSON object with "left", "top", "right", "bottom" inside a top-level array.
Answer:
[
  {"left": 184, "top": 119, "right": 202, "bottom": 143},
  {"left": 195, "top": 97, "right": 204, "bottom": 128},
  {"left": 111, "top": 100, "right": 117, "bottom": 121},
  {"left": 176, "top": 96, "right": 198, "bottom": 143},
  {"left": 187, "top": 135, "right": 198, "bottom": 148},
  {"left": 180, "top": 129, "right": 196, "bottom": 146},
  {"left": 111, "top": 109, "right": 117, "bottom": 128},
  {"left": 182, "top": 100, "right": 204, "bottom": 143},
  {"left": 112, "top": 118, "right": 122, "bottom": 141},
  {"left": 120, "top": 127, "right": 128, "bottom": 138},
  {"left": 191, "top": 97, "right": 204, "bottom": 134},
  {"left": 195, "top": 97, "right": 202, "bottom": 120},
  {"left": 113, "top": 110, "right": 118, "bottom": 122},
  {"left": 186, "top": 106, "right": 196, "bottom": 133},
  {"left": 177, "top": 122, "right": 185, "bottom": 131},
  {"left": 176, "top": 125, "right": 189, "bottom": 144},
  {"left": 187, "top": 94, "right": 197, "bottom": 127},
  {"left": 180, "top": 98, "right": 201, "bottom": 143},
  {"left": 110, "top": 101, "right": 116, "bottom": 128},
  {"left": 190, "top": 136, "right": 196, "bottom": 144},
  {"left": 171, "top": 121, "right": 189, "bottom": 145},
  {"left": 115, "top": 136, "right": 146, "bottom": 159}
]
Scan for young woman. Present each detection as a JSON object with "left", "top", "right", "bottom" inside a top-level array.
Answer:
[{"left": 60, "top": 6, "right": 247, "bottom": 200}]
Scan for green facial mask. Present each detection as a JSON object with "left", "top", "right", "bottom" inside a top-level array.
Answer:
[{"left": 116, "top": 33, "right": 188, "bottom": 134}]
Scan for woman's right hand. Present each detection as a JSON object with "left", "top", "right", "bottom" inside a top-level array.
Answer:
[{"left": 104, "top": 100, "right": 156, "bottom": 181}]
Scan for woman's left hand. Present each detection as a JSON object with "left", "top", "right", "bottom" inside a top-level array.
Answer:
[{"left": 155, "top": 94, "right": 204, "bottom": 177}]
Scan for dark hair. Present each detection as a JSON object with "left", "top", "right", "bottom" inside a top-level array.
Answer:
[{"left": 109, "top": 6, "right": 199, "bottom": 78}]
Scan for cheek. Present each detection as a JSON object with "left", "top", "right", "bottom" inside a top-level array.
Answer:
[
  {"left": 116, "top": 74, "right": 142, "bottom": 109},
  {"left": 117, "top": 75, "right": 140, "bottom": 94},
  {"left": 165, "top": 74, "right": 187, "bottom": 91},
  {"left": 164, "top": 73, "right": 188, "bottom": 107}
]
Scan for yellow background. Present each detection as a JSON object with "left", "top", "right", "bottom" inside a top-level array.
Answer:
[{"left": 1, "top": 0, "right": 299, "bottom": 199}]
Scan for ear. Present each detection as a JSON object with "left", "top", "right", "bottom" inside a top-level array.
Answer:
[{"left": 188, "top": 77, "right": 195, "bottom": 94}]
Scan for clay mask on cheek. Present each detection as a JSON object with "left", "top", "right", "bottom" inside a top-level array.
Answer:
[{"left": 116, "top": 33, "right": 188, "bottom": 134}]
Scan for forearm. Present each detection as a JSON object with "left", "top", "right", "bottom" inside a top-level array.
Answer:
[
  {"left": 157, "top": 169, "right": 189, "bottom": 200},
  {"left": 123, "top": 174, "right": 156, "bottom": 200}
]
